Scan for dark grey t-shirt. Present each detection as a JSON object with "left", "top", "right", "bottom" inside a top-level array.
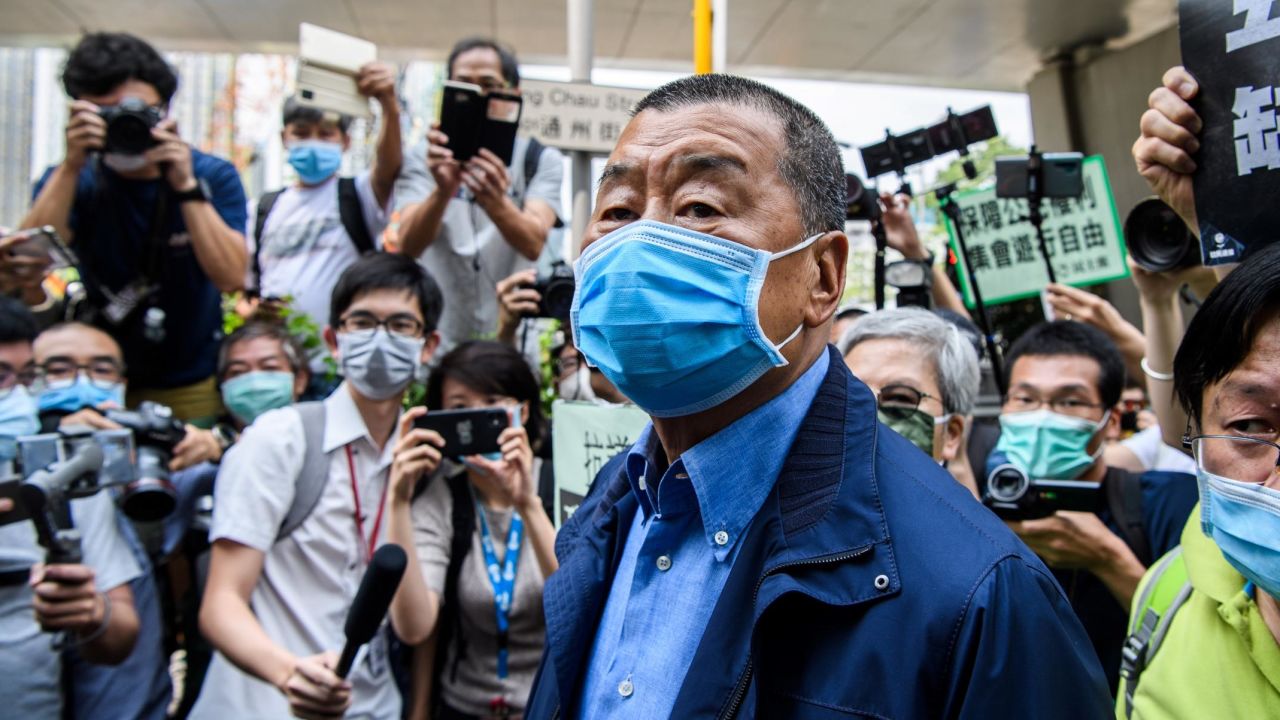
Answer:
[{"left": 414, "top": 465, "right": 548, "bottom": 714}]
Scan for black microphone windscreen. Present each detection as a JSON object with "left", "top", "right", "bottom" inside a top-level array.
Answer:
[{"left": 343, "top": 543, "right": 408, "bottom": 644}]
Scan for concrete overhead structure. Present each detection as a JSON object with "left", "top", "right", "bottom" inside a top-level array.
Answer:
[{"left": 3, "top": 0, "right": 1180, "bottom": 301}]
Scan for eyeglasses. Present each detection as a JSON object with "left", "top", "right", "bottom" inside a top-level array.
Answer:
[
  {"left": 554, "top": 352, "right": 584, "bottom": 378},
  {"left": 1186, "top": 434, "right": 1280, "bottom": 485},
  {"left": 874, "top": 383, "right": 939, "bottom": 412},
  {"left": 39, "top": 359, "right": 124, "bottom": 387},
  {"left": 0, "top": 362, "right": 37, "bottom": 392},
  {"left": 337, "top": 312, "right": 425, "bottom": 338},
  {"left": 1003, "top": 393, "right": 1106, "bottom": 420}
]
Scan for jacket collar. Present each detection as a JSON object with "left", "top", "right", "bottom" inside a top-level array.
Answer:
[{"left": 542, "top": 345, "right": 898, "bottom": 714}]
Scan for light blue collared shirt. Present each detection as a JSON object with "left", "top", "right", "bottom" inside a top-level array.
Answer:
[{"left": 577, "top": 351, "right": 830, "bottom": 719}]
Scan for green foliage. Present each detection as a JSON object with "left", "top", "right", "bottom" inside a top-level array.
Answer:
[
  {"left": 538, "top": 320, "right": 561, "bottom": 418},
  {"left": 221, "top": 293, "right": 337, "bottom": 379}
]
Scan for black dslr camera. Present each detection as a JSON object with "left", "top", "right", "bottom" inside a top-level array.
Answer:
[
  {"left": 104, "top": 401, "right": 186, "bottom": 522},
  {"left": 99, "top": 97, "right": 162, "bottom": 155},
  {"left": 982, "top": 464, "right": 1102, "bottom": 520},
  {"left": 524, "top": 261, "right": 575, "bottom": 321}
]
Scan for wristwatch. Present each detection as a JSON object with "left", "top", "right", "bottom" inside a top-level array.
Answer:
[{"left": 174, "top": 178, "right": 210, "bottom": 204}]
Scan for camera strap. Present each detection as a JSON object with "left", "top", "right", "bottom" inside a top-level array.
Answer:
[{"left": 1104, "top": 468, "right": 1152, "bottom": 566}]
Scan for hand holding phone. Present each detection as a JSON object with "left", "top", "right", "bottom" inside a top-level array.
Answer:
[{"left": 412, "top": 407, "right": 510, "bottom": 459}]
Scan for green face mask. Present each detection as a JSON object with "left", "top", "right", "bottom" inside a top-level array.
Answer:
[
  {"left": 221, "top": 370, "right": 295, "bottom": 424},
  {"left": 878, "top": 405, "right": 944, "bottom": 457}
]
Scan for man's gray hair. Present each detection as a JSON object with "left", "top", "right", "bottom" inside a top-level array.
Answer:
[
  {"left": 632, "top": 74, "right": 847, "bottom": 236},
  {"left": 839, "top": 307, "right": 980, "bottom": 416}
]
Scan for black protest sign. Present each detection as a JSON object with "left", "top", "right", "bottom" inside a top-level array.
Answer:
[{"left": 1180, "top": 0, "right": 1280, "bottom": 265}]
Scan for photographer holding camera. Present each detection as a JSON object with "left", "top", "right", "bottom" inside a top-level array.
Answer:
[
  {"left": 989, "top": 320, "right": 1198, "bottom": 692},
  {"left": 395, "top": 38, "right": 563, "bottom": 355},
  {"left": 0, "top": 299, "right": 144, "bottom": 720},
  {"left": 18, "top": 32, "right": 249, "bottom": 426}
]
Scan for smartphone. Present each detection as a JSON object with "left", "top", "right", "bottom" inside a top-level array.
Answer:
[
  {"left": 0, "top": 478, "right": 30, "bottom": 526},
  {"left": 295, "top": 23, "right": 378, "bottom": 118},
  {"left": 5, "top": 226, "right": 75, "bottom": 272},
  {"left": 994, "top": 153, "right": 1085, "bottom": 200},
  {"left": 414, "top": 408, "right": 510, "bottom": 459},
  {"left": 479, "top": 91, "right": 523, "bottom": 167},
  {"left": 439, "top": 81, "right": 486, "bottom": 162}
]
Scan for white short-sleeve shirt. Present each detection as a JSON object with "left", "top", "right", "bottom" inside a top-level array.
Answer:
[{"left": 189, "top": 384, "right": 425, "bottom": 720}]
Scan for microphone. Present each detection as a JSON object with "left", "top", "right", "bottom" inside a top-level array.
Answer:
[{"left": 335, "top": 543, "right": 408, "bottom": 678}]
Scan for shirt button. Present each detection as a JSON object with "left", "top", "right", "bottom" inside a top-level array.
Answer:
[
  {"left": 618, "top": 677, "right": 634, "bottom": 698},
  {"left": 656, "top": 555, "right": 672, "bottom": 571},
  {"left": 714, "top": 530, "right": 729, "bottom": 546}
]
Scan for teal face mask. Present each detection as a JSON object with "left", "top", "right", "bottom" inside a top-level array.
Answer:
[
  {"left": 220, "top": 371, "right": 295, "bottom": 424},
  {"left": 994, "top": 409, "right": 1107, "bottom": 480}
]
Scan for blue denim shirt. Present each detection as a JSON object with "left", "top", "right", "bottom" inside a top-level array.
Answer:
[{"left": 577, "top": 351, "right": 829, "bottom": 719}]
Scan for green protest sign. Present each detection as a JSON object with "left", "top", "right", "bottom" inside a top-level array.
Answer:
[
  {"left": 944, "top": 155, "right": 1129, "bottom": 307},
  {"left": 550, "top": 400, "right": 650, "bottom": 528}
]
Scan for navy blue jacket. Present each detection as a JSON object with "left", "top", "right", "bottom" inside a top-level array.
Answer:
[{"left": 526, "top": 347, "right": 1111, "bottom": 718}]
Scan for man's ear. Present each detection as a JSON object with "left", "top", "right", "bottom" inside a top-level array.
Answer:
[
  {"left": 292, "top": 371, "right": 310, "bottom": 401},
  {"left": 341, "top": 132, "right": 352, "bottom": 153},
  {"left": 807, "top": 231, "right": 848, "bottom": 327},
  {"left": 323, "top": 327, "right": 339, "bottom": 358},
  {"left": 420, "top": 331, "right": 441, "bottom": 366},
  {"left": 941, "top": 414, "right": 966, "bottom": 462}
]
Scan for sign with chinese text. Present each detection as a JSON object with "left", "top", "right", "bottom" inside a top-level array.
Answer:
[
  {"left": 519, "top": 79, "right": 648, "bottom": 154},
  {"left": 944, "top": 155, "right": 1129, "bottom": 307},
  {"left": 1180, "top": 0, "right": 1280, "bottom": 265},
  {"left": 550, "top": 400, "right": 650, "bottom": 528}
]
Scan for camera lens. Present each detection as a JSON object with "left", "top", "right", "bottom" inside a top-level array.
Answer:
[
  {"left": 107, "top": 114, "right": 156, "bottom": 155},
  {"left": 121, "top": 478, "right": 177, "bottom": 522},
  {"left": 986, "top": 465, "right": 1030, "bottom": 503},
  {"left": 542, "top": 280, "right": 574, "bottom": 321},
  {"left": 1124, "top": 197, "right": 1200, "bottom": 272}
]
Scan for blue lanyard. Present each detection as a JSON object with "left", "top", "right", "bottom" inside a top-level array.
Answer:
[{"left": 476, "top": 502, "right": 524, "bottom": 680}]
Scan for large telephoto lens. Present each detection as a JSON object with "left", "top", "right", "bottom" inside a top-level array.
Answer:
[{"left": 1125, "top": 197, "right": 1200, "bottom": 272}]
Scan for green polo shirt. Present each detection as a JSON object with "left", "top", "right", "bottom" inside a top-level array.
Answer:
[{"left": 1118, "top": 505, "right": 1280, "bottom": 718}]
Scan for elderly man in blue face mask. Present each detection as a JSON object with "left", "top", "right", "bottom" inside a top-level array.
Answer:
[{"left": 524, "top": 74, "right": 1111, "bottom": 719}]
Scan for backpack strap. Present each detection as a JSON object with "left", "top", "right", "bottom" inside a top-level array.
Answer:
[
  {"left": 252, "top": 189, "right": 285, "bottom": 294},
  {"left": 277, "top": 402, "right": 329, "bottom": 541},
  {"left": 432, "top": 471, "right": 477, "bottom": 713},
  {"left": 1119, "top": 547, "right": 1193, "bottom": 718},
  {"left": 1106, "top": 468, "right": 1152, "bottom": 566},
  {"left": 337, "top": 177, "right": 376, "bottom": 255}
]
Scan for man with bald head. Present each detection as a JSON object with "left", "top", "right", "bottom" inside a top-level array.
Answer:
[{"left": 526, "top": 75, "right": 1109, "bottom": 718}]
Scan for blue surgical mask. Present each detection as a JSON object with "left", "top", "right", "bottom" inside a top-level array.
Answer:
[
  {"left": 221, "top": 371, "right": 295, "bottom": 424},
  {"left": 0, "top": 386, "right": 39, "bottom": 461},
  {"left": 570, "top": 220, "right": 820, "bottom": 418},
  {"left": 37, "top": 375, "right": 126, "bottom": 414},
  {"left": 287, "top": 140, "right": 343, "bottom": 184},
  {"left": 1197, "top": 468, "right": 1280, "bottom": 598},
  {"left": 994, "top": 409, "right": 1107, "bottom": 480}
]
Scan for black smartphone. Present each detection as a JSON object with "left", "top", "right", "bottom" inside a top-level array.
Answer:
[
  {"left": 439, "top": 81, "right": 485, "bottom": 162},
  {"left": 5, "top": 225, "right": 75, "bottom": 272},
  {"left": 994, "top": 153, "right": 1085, "bottom": 200},
  {"left": 479, "top": 91, "right": 523, "bottom": 167},
  {"left": 0, "top": 479, "right": 30, "bottom": 526},
  {"left": 414, "top": 408, "right": 510, "bottom": 459}
]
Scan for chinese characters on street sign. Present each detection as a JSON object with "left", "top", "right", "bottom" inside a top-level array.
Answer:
[
  {"left": 944, "top": 155, "right": 1129, "bottom": 307},
  {"left": 519, "top": 79, "right": 648, "bottom": 155}
]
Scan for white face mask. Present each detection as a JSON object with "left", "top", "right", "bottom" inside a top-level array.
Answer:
[
  {"left": 102, "top": 152, "right": 150, "bottom": 173},
  {"left": 557, "top": 365, "right": 597, "bottom": 402}
]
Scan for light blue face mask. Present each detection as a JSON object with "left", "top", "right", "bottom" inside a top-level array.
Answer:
[
  {"left": 221, "top": 370, "right": 295, "bottom": 424},
  {"left": 1197, "top": 468, "right": 1280, "bottom": 598},
  {"left": 994, "top": 409, "right": 1107, "bottom": 480},
  {"left": 287, "top": 139, "right": 343, "bottom": 185},
  {"left": 36, "top": 375, "right": 126, "bottom": 414},
  {"left": 0, "top": 386, "right": 39, "bottom": 461},
  {"left": 570, "top": 220, "right": 820, "bottom": 418}
]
